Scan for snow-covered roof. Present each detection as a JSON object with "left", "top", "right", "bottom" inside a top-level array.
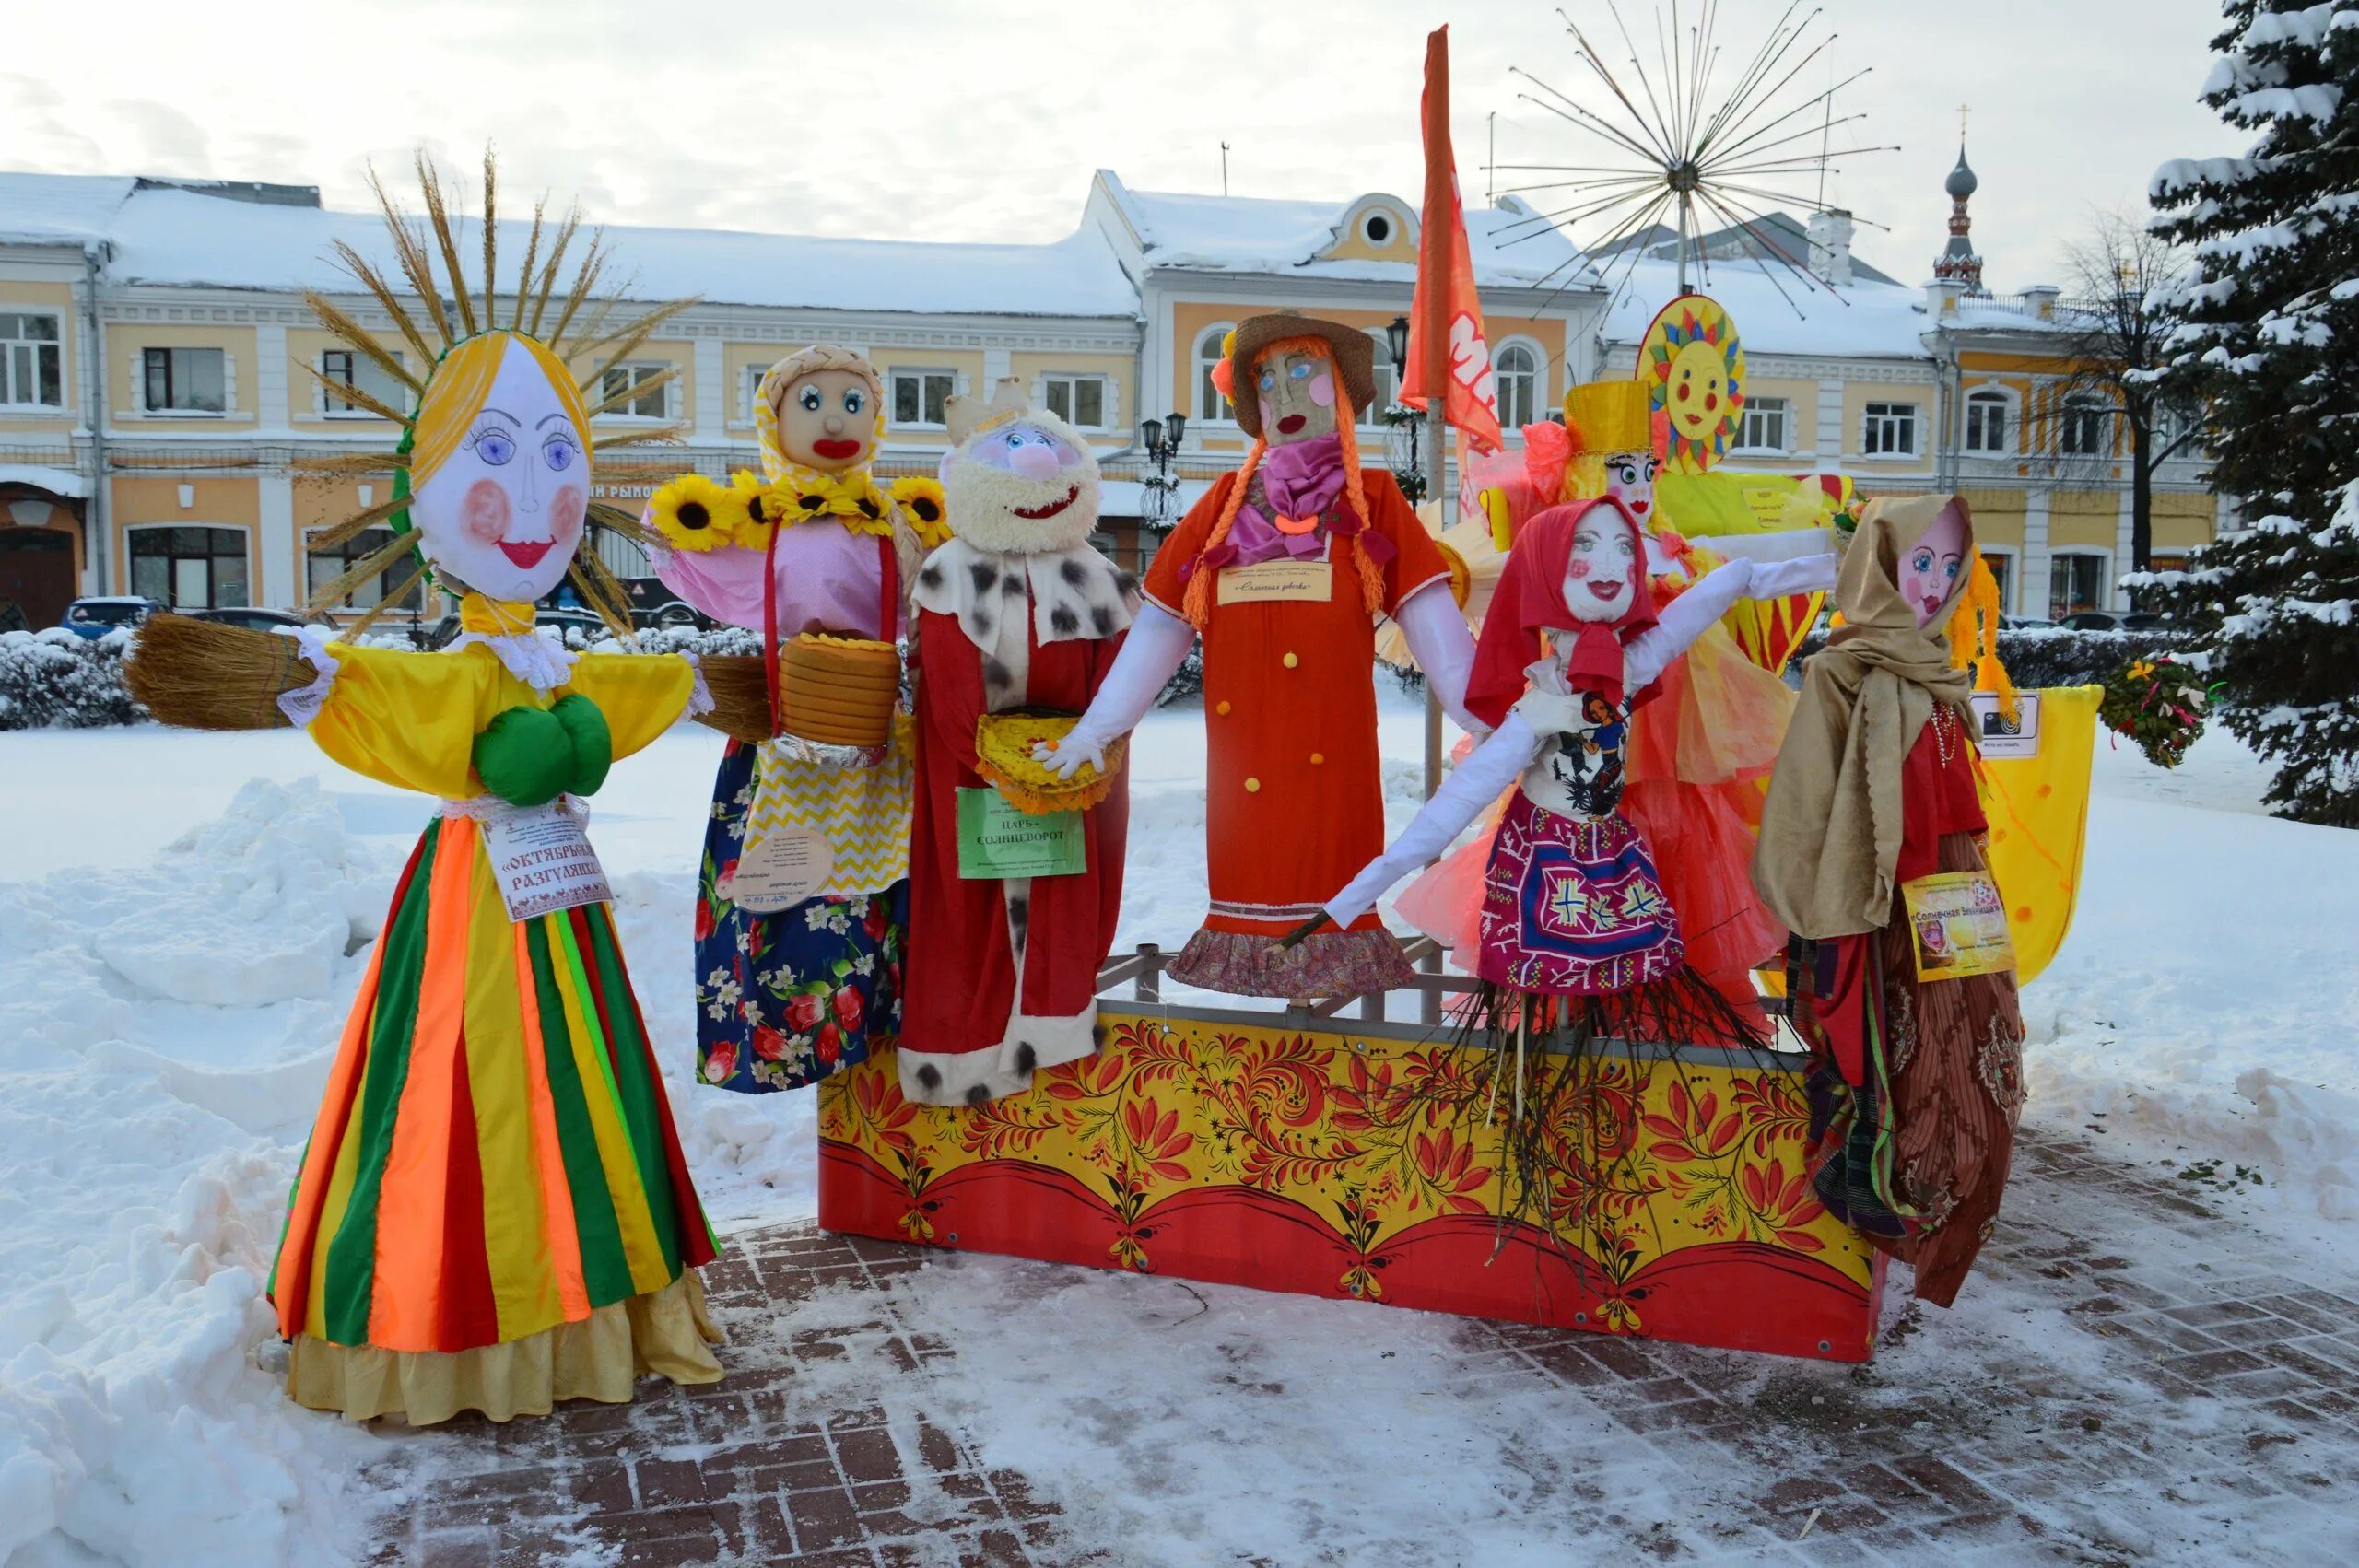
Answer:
[
  {"left": 0, "top": 465, "right": 91, "bottom": 498},
  {"left": 1600, "top": 256, "right": 1933, "bottom": 358},
  {"left": 3, "top": 172, "right": 1142, "bottom": 321},
  {"left": 0, "top": 173, "right": 136, "bottom": 247},
  {"left": 1100, "top": 173, "right": 1595, "bottom": 292}
]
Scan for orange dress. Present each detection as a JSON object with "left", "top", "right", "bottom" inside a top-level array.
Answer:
[{"left": 1144, "top": 467, "right": 1451, "bottom": 998}]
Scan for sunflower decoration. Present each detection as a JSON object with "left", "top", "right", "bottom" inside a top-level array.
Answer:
[
  {"left": 2100, "top": 651, "right": 2210, "bottom": 768},
  {"left": 1639, "top": 293, "right": 1745, "bottom": 475},
  {"left": 890, "top": 475, "right": 952, "bottom": 550},
  {"left": 647, "top": 472, "right": 746, "bottom": 552},
  {"left": 295, "top": 151, "right": 697, "bottom": 638}
]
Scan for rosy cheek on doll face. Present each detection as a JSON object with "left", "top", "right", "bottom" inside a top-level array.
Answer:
[
  {"left": 1259, "top": 396, "right": 1278, "bottom": 430},
  {"left": 1308, "top": 373, "right": 1334, "bottom": 408},
  {"left": 463, "top": 479, "right": 511, "bottom": 544},
  {"left": 550, "top": 484, "right": 586, "bottom": 544},
  {"left": 1566, "top": 557, "right": 1593, "bottom": 581}
]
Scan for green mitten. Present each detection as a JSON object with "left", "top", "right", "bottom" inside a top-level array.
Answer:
[
  {"left": 549, "top": 693, "right": 614, "bottom": 797},
  {"left": 471, "top": 707, "right": 573, "bottom": 808}
]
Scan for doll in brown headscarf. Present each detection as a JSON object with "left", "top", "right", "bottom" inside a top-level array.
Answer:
[{"left": 1752, "top": 495, "right": 2025, "bottom": 1306}]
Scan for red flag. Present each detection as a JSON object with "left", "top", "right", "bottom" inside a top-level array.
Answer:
[{"left": 1400, "top": 25, "right": 1504, "bottom": 455}]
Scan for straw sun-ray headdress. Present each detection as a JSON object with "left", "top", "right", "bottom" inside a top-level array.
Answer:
[{"left": 297, "top": 151, "right": 698, "bottom": 637}]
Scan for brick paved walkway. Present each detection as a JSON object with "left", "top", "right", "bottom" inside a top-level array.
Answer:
[{"left": 363, "top": 1127, "right": 2359, "bottom": 1565}]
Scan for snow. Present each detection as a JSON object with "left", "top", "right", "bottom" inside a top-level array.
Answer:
[
  {"left": 1599, "top": 255, "right": 1940, "bottom": 360},
  {"left": 1101, "top": 172, "right": 1590, "bottom": 291},
  {"left": 0, "top": 174, "right": 134, "bottom": 247},
  {"left": 2, "top": 687, "right": 2356, "bottom": 1562}
]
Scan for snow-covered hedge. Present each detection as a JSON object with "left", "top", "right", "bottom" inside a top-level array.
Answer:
[
  {"left": 0, "top": 629, "right": 144, "bottom": 731},
  {"left": 1791, "top": 626, "right": 2208, "bottom": 695}
]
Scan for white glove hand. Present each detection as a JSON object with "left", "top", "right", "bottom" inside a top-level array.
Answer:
[{"left": 1032, "top": 731, "right": 1107, "bottom": 780}]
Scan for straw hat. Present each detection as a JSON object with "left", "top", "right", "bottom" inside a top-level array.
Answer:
[{"left": 1224, "top": 312, "right": 1378, "bottom": 439}]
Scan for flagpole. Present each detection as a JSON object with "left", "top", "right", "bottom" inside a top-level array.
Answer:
[{"left": 1421, "top": 28, "right": 1454, "bottom": 808}]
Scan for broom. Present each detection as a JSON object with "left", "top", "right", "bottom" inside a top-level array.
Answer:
[{"left": 124, "top": 614, "right": 305, "bottom": 731}]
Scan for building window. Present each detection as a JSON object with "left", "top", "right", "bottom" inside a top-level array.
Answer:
[
  {"left": 142, "top": 346, "right": 227, "bottom": 414},
  {"left": 1983, "top": 552, "right": 2013, "bottom": 614},
  {"left": 1043, "top": 374, "right": 1109, "bottom": 429},
  {"left": 890, "top": 369, "right": 956, "bottom": 429},
  {"left": 1360, "top": 209, "right": 1397, "bottom": 247},
  {"left": 1495, "top": 341, "right": 1540, "bottom": 430},
  {"left": 130, "top": 525, "right": 248, "bottom": 607},
  {"left": 1361, "top": 330, "right": 1400, "bottom": 427},
  {"left": 599, "top": 362, "right": 671, "bottom": 420},
  {"left": 1860, "top": 401, "right": 1918, "bottom": 457},
  {"left": 1964, "top": 390, "right": 2011, "bottom": 454},
  {"left": 741, "top": 363, "right": 769, "bottom": 423},
  {"left": 306, "top": 526, "right": 422, "bottom": 610},
  {"left": 0, "top": 311, "right": 64, "bottom": 408},
  {"left": 2060, "top": 395, "right": 2109, "bottom": 457},
  {"left": 1194, "top": 324, "right": 1234, "bottom": 425},
  {"left": 2048, "top": 553, "right": 2107, "bottom": 618},
  {"left": 321, "top": 350, "right": 409, "bottom": 418},
  {"left": 1737, "top": 396, "right": 1790, "bottom": 452}
]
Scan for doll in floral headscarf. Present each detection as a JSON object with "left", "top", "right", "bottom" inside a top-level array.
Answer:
[
  {"left": 1315, "top": 497, "right": 1836, "bottom": 1067},
  {"left": 646, "top": 346, "right": 944, "bottom": 1094}
]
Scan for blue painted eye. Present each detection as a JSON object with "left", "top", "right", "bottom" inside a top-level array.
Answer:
[
  {"left": 474, "top": 430, "right": 515, "bottom": 465},
  {"left": 1258, "top": 370, "right": 1277, "bottom": 393},
  {"left": 843, "top": 390, "right": 865, "bottom": 415},
  {"left": 1290, "top": 362, "right": 1311, "bottom": 380},
  {"left": 797, "top": 385, "right": 823, "bottom": 412},
  {"left": 544, "top": 437, "right": 576, "bottom": 473}
]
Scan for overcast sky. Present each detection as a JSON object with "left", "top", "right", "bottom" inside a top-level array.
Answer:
[{"left": 4, "top": 0, "right": 2246, "bottom": 292}]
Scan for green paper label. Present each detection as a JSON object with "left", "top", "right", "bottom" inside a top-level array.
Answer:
[{"left": 957, "top": 789, "right": 1086, "bottom": 880}]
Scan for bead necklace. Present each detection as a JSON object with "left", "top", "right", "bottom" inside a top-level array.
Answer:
[{"left": 1930, "top": 704, "right": 1959, "bottom": 768}]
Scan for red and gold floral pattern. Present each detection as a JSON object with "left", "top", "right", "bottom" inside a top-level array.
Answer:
[{"left": 819, "top": 1011, "right": 1882, "bottom": 1361}]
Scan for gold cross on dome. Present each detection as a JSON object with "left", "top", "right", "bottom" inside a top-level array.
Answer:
[{"left": 1958, "top": 103, "right": 1970, "bottom": 142}]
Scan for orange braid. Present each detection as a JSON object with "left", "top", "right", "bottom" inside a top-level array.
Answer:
[
  {"left": 1182, "top": 437, "right": 1267, "bottom": 629},
  {"left": 1331, "top": 404, "right": 1388, "bottom": 616}
]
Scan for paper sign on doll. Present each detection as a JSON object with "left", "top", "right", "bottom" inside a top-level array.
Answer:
[
  {"left": 1970, "top": 690, "right": 2042, "bottom": 760},
  {"left": 1901, "top": 869, "right": 2016, "bottom": 981},
  {"left": 1217, "top": 558, "right": 1332, "bottom": 604},
  {"left": 957, "top": 789, "right": 1086, "bottom": 880},
  {"left": 483, "top": 802, "right": 615, "bottom": 922},
  {"left": 723, "top": 825, "right": 836, "bottom": 912}
]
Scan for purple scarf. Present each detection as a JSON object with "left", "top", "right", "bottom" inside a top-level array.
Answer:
[{"left": 1183, "top": 434, "right": 1397, "bottom": 582}]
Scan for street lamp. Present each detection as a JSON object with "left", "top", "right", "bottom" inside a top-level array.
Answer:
[
  {"left": 1139, "top": 411, "right": 1188, "bottom": 544},
  {"left": 1385, "top": 314, "right": 1423, "bottom": 501}
]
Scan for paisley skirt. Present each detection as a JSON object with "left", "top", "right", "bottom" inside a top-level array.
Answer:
[
  {"left": 693, "top": 740, "right": 907, "bottom": 1094},
  {"left": 1475, "top": 793, "right": 1683, "bottom": 996}
]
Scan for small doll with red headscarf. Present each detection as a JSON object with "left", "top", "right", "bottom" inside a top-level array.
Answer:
[{"left": 1317, "top": 497, "right": 1835, "bottom": 1049}]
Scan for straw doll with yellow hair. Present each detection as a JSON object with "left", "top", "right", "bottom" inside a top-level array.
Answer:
[
  {"left": 125, "top": 157, "right": 779, "bottom": 1423},
  {"left": 642, "top": 346, "right": 940, "bottom": 1098},
  {"left": 1038, "top": 312, "right": 1479, "bottom": 997}
]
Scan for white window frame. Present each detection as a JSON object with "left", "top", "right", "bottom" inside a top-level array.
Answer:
[
  {"left": 302, "top": 523, "right": 425, "bottom": 610},
  {"left": 0, "top": 310, "right": 65, "bottom": 411},
  {"left": 136, "top": 345, "right": 232, "bottom": 418},
  {"left": 2058, "top": 393, "right": 2110, "bottom": 458},
  {"left": 1193, "top": 323, "right": 1235, "bottom": 426},
  {"left": 2048, "top": 548, "right": 2113, "bottom": 618},
  {"left": 1357, "top": 207, "right": 1402, "bottom": 249},
  {"left": 1360, "top": 328, "right": 1401, "bottom": 429},
  {"left": 1493, "top": 337, "right": 1543, "bottom": 431},
  {"left": 1978, "top": 544, "right": 2019, "bottom": 616},
  {"left": 738, "top": 363, "right": 769, "bottom": 427},
  {"left": 318, "top": 348, "right": 409, "bottom": 420},
  {"left": 597, "top": 360, "right": 675, "bottom": 423},
  {"left": 1734, "top": 394, "right": 1791, "bottom": 455},
  {"left": 1041, "top": 372, "right": 1116, "bottom": 431},
  {"left": 888, "top": 367, "right": 957, "bottom": 431},
  {"left": 1962, "top": 386, "right": 2016, "bottom": 456},
  {"left": 124, "top": 521, "right": 251, "bottom": 607},
  {"left": 1860, "top": 400, "right": 1919, "bottom": 459}
]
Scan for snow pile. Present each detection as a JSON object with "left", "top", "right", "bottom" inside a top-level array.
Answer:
[
  {"left": 2022, "top": 731, "right": 2359, "bottom": 1227},
  {"left": 0, "top": 782, "right": 391, "bottom": 1567},
  {"left": 0, "top": 629, "right": 143, "bottom": 732}
]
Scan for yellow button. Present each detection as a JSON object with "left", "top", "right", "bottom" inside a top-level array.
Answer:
[
  {"left": 1216, "top": 700, "right": 1232, "bottom": 715},
  {"left": 1244, "top": 778, "right": 1262, "bottom": 792},
  {"left": 1309, "top": 753, "right": 1324, "bottom": 766},
  {"left": 1282, "top": 652, "right": 1299, "bottom": 669}
]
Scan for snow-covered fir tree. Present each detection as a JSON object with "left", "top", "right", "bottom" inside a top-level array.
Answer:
[{"left": 2142, "top": 0, "right": 2359, "bottom": 825}]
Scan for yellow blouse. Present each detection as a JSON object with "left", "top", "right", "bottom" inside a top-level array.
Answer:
[{"left": 301, "top": 601, "right": 697, "bottom": 799}]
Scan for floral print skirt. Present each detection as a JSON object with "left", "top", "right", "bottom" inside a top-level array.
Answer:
[
  {"left": 1476, "top": 793, "right": 1683, "bottom": 997},
  {"left": 695, "top": 740, "right": 907, "bottom": 1094}
]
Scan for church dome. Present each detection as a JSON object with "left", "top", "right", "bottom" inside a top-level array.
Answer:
[{"left": 1945, "top": 148, "right": 1978, "bottom": 200}]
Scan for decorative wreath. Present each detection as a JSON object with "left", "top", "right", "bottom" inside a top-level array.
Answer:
[{"left": 2099, "top": 652, "right": 2210, "bottom": 768}]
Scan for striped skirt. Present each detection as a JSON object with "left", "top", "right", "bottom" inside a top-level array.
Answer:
[{"left": 269, "top": 813, "right": 722, "bottom": 1422}]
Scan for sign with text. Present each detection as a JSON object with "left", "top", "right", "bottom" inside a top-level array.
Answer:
[
  {"left": 957, "top": 789, "right": 1086, "bottom": 881},
  {"left": 481, "top": 802, "right": 613, "bottom": 922}
]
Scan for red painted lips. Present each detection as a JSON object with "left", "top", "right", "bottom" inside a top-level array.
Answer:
[
  {"left": 812, "top": 438, "right": 863, "bottom": 460},
  {"left": 1277, "top": 414, "right": 1308, "bottom": 435},
  {"left": 1014, "top": 486, "right": 1080, "bottom": 521},
  {"left": 499, "top": 539, "right": 556, "bottom": 568}
]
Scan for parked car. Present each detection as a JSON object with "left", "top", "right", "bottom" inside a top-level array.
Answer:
[
  {"left": 2118, "top": 612, "right": 2165, "bottom": 631},
  {"left": 2001, "top": 615, "right": 2057, "bottom": 631},
  {"left": 188, "top": 606, "right": 324, "bottom": 634},
  {"left": 423, "top": 605, "right": 614, "bottom": 649},
  {"left": 61, "top": 597, "right": 167, "bottom": 639},
  {"left": 636, "top": 598, "right": 707, "bottom": 631},
  {"left": 2060, "top": 611, "right": 2122, "bottom": 631}
]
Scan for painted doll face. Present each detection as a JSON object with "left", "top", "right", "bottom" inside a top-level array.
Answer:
[
  {"left": 1602, "top": 449, "right": 1659, "bottom": 522},
  {"left": 1255, "top": 348, "right": 1340, "bottom": 445},
  {"left": 1899, "top": 502, "right": 1968, "bottom": 626},
  {"left": 1563, "top": 507, "right": 1639, "bottom": 622},
  {"left": 943, "top": 418, "right": 1100, "bottom": 552},
  {"left": 774, "top": 369, "right": 876, "bottom": 471},
  {"left": 409, "top": 336, "right": 586, "bottom": 603}
]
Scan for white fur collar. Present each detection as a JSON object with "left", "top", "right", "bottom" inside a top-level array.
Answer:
[{"left": 913, "top": 536, "right": 1139, "bottom": 655}]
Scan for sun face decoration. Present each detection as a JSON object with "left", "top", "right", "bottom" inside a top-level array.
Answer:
[{"left": 1639, "top": 294, "right": 1745, "bottom": 474}]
